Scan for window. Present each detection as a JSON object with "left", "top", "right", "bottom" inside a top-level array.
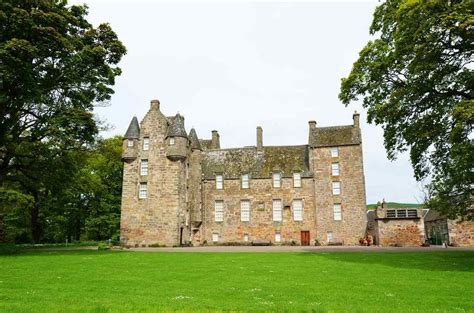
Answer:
[
  {"left": 169, "top": 137, "right": 175, "bottom": 145},
  {"left": 272, "top": 173, "right": 281, "bottom": 188},
  {"left": 243, "top": 234, "right": 249, "bottom": 242},
  {"left": 212, "top": 233, "right": 219, "bottom": 242},
  {"left": 327, "top": 231, "right": 333, "bottom": 242},
  {"left": 139, "top": 183, "right": 147, "bottom": 199},
  {"left": 272, "top": 199, "right": 282, "bottom": 222},
  {"left": 333, "top": 204, "right": 342, "bottom": 221},
  {"left": 143, "top": 137, "right": 150, "bottom": 151},
  {"left": 127, "top": 139, "right": 134, "bottom": 147},
  {"left": 331, "top": 147, "right": 339, "bottom": 157},
  {"left": 332, "top": 182, "right": 341, "bottom": 195},
  {"left": 331, "top": 163, "right": 340, "bottom": 176},
  {"left": 275, "top": 232, "right": 281, "bottom": 242},
  {"left": 240, "top": 200, "right": 250, "bottom": 222},
  {"left": 386, "top": 209, "right": 418, "bottom": 218},
  {"left": 293, "top": 173, "right": 301, "bottom": 188},
  {"left": 241, "top": 174, "right": 249, "bottom": 189},
  {"left": 216, "top": 175, "right": 223, "bottom": 190},
  {"left": 293, "top": 200, "right": 303, "bottom": 221},
  {"left": 214, "top": 201, "right": 224, "bottom": 222},
  {"left": 140, "top": 159, "right": 148, "bottom": 176}
]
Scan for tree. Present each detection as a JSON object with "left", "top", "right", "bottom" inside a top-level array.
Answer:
[
  {"left": 0, "top": 0, "right": 126, "bottom": 184},
  {"left": 339, "top": 0, "right": 473, "bottom": 219}
]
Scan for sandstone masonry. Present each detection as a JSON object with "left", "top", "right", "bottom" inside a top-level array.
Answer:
[{"left": 120, "top": 100, "right": 367, "bottom": 247}]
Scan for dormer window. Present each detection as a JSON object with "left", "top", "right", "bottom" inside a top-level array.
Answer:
[
  {"left": 293, "top": 173, "right": 301, "bottom": 188},
  {"left": 330, "top": 147, "right": 339, "bottom": 157},
  {"left": 216, "top": 174, "right": 223, "bottom": 190},
  {"left": 241, "top": 174, "right": 249, "bottom": 189},
  {"left": 127, "top": 139, "right": 134, "bottom": 147},
  {"left": 143, "top": 137, "right": 150, "bottom": 151},
  {"left": 169, "top": 137, "right": 175, "bottom": 145},
  {"left": 272, "top": 173, "right": 281, "bottom": 188}
]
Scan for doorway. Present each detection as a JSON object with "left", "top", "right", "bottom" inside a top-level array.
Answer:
[{"left": 301, "top": 231, "right": 310, "bottom": 246}]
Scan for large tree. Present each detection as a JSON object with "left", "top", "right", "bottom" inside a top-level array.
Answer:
[
  {"left": 339, "top": 0, "right": 473, "bottom": 219},
  {"left": 0, "top": 0, "right": 126, "bottom": 184}
]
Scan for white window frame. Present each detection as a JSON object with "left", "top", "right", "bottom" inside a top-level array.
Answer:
[
  {"left": 241, "top": 174, "right": 249, "bottom": 189},
  {"left": 332, "top": 182, "right": 341, "bottom": 195},
  {"left": 275, "top": 232, "right": 281, "bottom": 243},
  {"left": 332, "top": 163, "right": 340, "bottom": 176},
  {"left": 127, "top": 139, "right": 134, "bottom": 147},
  {"left": 333, "top": 204, "right": 342, "bottom": 221},
  {"left": 243, "top": 234, "right": 249, "bottom": 242},
  {"left": 240, "top": 200, "right": 250, "bottom": 222},
  {"left": 327, "top": 231, "right": 333, "bottom": 242},
  {"left": 272, "top": 172, "right": 281, "bottom": 188},
  {"left": 169, "top": 137, "right": 175, "bottom": 145},
  {"left": 212, "top": 233, "right": 219, "bottom": 242},
  {"left": 272, "top": 199, "right": 282, "bottom": 222},
  {"left": 138, "top": 183, "right": 147, "bottom": 199},
  {"left": 140, "top": 159, "right": 148, "bottom": 176},
  {"left": 330, "top": 147, "right": 339, "bottom": 157},
  {"left": 293, "top": 199, "right": 303, "bottom": 221},
  {"left": 293, "top": 172, "right": 301, "bottom": 188},
  {"left": 143, "top": 137, "right": 150, "bottom": 151},
  {"left": 215, "top": 174, "right": 223, "bottom": 190},
  {"left": 214, "top": 201, "right": 224, "bottom": 222}
]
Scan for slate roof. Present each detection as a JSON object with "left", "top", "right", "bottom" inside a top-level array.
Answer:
[
  {"left": 199, "top": 139, "right": 213, "bottom": 150},
  {"left": 202, "top": 145, "right": 312, "bottom": 179},
  {"left": 166, "top": 114, "right": 188, "bottom": 138},
  {"left": 309, "top": 125, "right": 361, "bottom": 147},
  {"left": 424, "top": 209, "right": 446, "bottom": 222},
  {"left": 124, "top": 116, "right": 140, "bottom": 139},
  {"left": 189, "top": 128, "right": 202, "bottom": 151}
]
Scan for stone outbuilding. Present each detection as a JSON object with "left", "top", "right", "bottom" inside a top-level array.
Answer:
[{"left": 424, "top": 210, "right": 474, "bottom": 247}]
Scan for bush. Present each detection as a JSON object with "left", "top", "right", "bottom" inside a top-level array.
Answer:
[
  {"left": 314, "top": 239, "right": 321, "bottom": 246},
  {"left": 97, "top": 242, "right": 110, "bottom": 251}
]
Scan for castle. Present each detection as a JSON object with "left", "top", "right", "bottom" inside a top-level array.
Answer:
[{"left": 120, "top": 100, "right": 367, "bottom": 247}]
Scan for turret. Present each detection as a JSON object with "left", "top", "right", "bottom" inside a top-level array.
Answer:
[
  {"left": 122, "top": 116, "right": 140, "bottom": 161},
  {"left": 166, "top": 113, "right": 188, "bottom": 161}
]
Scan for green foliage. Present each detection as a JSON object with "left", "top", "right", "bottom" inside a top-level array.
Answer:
[
  {"left": 0, "top": 251, "right": 473, "bottom": 311},
  {"left": 340, "top": 0, "right": 473, "bottom": 219}
]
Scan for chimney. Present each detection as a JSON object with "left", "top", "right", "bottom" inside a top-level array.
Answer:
[
  {"left": 211, "top": 130, "right": 220, "bottom": 149},
  {"left": 353, "top": 111, "right": 360, "bottom": 127},
  {"left": 309, "top": 120, "right": 317, "bottom": 130},
  {"left": 150, "top": 99, "right": 160, "bottom": 111},
  {"left": 256, "top": 126, "right": 263, "bottom": 150}
]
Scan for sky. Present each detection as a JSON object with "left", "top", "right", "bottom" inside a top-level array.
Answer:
[{"left": 70, "top": 0, "right": 424, "bottom": 204}]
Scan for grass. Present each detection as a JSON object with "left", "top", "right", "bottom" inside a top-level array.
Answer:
[
  {"left": 366, "top": 202, "right": 424, "bottom": 209},
  {"left": 0, "top": 250, "right": 473, "bottom": 312}
]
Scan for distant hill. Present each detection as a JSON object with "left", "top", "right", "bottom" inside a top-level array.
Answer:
[{"left": 366, "top": 202, "right": 424, "bottom": 209}]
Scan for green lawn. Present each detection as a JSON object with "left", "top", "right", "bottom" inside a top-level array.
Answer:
[{"left": 1, "top": 250, "right": 473, "bottom": 312}]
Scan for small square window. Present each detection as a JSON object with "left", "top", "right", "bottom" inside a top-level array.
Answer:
[
  {"left": 332, "top": 182, "right": 341, "bottom": 195},
  {"left": 331, "top": 163, "right": 339, "bottom": 176},
  {"left": 216, "top": 175, "right": 223, "bottom": 190},
  {"left": 139, "top": 183, "right": 147, "bottom": 199},
  {"left": 214, "top": 201, "right": 224, "bottom": 222},
  {"left": 169, "top": 137, "right": 175, "bottom": 145},
  {"left": 143, "top": 137, "right": 150, "bottom": 151},
  {"left": 212, "top": 233, "right": 219, "bottom": 242},
  {"left": 333, "top": 204, "right": 342, "bottom": 221},
  {"left": 330, "top": 147, "right": 339, "bottom": 157},
  {"left": 327, "top": 231, "right": 333, "bottom": 242},
  {"left": 272, "top": 173, "right": 281, "bottom": 188},
  {"left": 243, "top": 234, "right": 249, "bottom": 242},
  {"left": 127, "top": 139, "right": 134, "bottom": 147},
  {"left": 241, "top": 174, "right": 249, "bottom": 189},
  {"left": 293, "top": 173, "right": 301, "bottom": 188},
  {"left": 275, "top": 232, "right": 281, "bottom": 242},
  {"left": 140, "top": 159, "right": 148, "bottom": 176}
]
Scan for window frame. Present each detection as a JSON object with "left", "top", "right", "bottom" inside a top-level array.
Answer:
[
  {"left": 138, "top": 183, "right": 147, "bottom": 199},
  {"left": 275, "top": 232, "right": 281, "bottom": 243},
  {"left": 169, "top": 137, "right": 175, "bottom": 145},
  {"left": 240, "top": 200, "right": 251, "bottom": 222},
  {"left": 333, "top": 203, "right": 342, "bottom": 221},
  {"left": 331, "top": 162, "right": 340, "bottom": 176},
  {"left": 272, "top": 199, "right": 283, "bottom": 222},
  {"left": 293, "top": 172, "right": 302, "bottom": 188},
  {"left": 215, "top": 174, "right": 223, "bottom": 190},
  {"left": 140, "top": 159, "right": 148, "bottom": 176},
  {"left": 214, "top": 200, "right": 224, "bottom": 222},
  {"left": 293, "top": 199, "right": 303, "bottom": 221},
  {"left": 127, "top": 139, "right": 134, "bottom": 147},
  {"left": 143, "top": 137, "right": 150, "bottom": 151},
  {"left": 212, "top": 233, "right": 219, "bottom": 242},
  {"left": 332, "top": 181, "right": 341, "bottom": 195},
  {"left": 330, "top": 147, "right": 339, "bottom": 157},
  {"left": 241, "top": 174, "right": 250, "bottom": 189},
  {"left": 272, "top": 172, "right": 281, "bottom": 188}
]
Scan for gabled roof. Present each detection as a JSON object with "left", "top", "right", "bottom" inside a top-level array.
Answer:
[
  {"left": 309, "top": 125, "right": 361, "bottom": 147},
  {"left": 124, "top": 116, "right": 140, "bottom": 139},
  {"left": 166, "top": 114, "right": 188, "bottom": 138},
  {"left": 189, "top": 128, "right": 202, "bottom": 151},
  {"left": 202, "top": 145, "right": 312, "bottom": 179}
]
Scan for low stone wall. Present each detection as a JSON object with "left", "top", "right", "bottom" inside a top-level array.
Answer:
[{"left": 376, "top": 219, "right": 425, "bottom": 247}]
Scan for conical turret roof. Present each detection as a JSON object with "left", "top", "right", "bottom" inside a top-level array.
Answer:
[
  {"left": 189, "top": 128, "right": 202, "bottom": 151},
  {"left": 124, "top": 116, "right": 140, "bottom": 139},
  {"left": 167, "top": 113, "right": 188, "bottom": 138}
]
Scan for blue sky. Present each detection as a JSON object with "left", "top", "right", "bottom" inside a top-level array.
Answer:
[{"left": 71, "top": 0, "right": 424, "bottom": 204}]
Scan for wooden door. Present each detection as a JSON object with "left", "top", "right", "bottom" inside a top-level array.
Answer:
[{"left": 301, "top": 231, "right": 310, "bottom": 246}]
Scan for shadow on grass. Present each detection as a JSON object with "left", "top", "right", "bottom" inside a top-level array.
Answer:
[{"left": 298, "top": 251, "right": 474, "bottom": 272}]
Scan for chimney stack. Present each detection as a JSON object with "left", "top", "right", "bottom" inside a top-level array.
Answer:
[
  {"left": 353, "top": 111, "right": 360, "bottom": 127},
  {"left": 150, "top": 99, "right": 160, "bottom": 111},
  {"left": 309, "top": 120, "right": 317, "bottom": 130},
  {"left": 211, "top": 130, "right": 220, "bottom": 149},
  {"left": 256, "top": 126, "right": 263, "bottom": 150}
]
